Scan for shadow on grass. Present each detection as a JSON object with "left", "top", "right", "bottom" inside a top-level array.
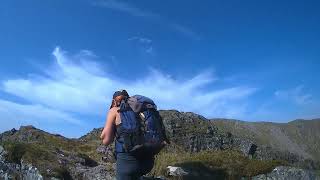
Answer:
[{"left": 52, "top": 167, "right": 73, "bottom": 180}]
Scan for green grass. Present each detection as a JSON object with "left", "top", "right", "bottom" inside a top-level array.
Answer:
[
  {"left": 33, "top": 132, "right": 102, "bottom": 161},
  {"left": 2, "top": 140, "right": 283, "bottom": 179},
  {"left": 0, "top": 139, "right": 102, "bottom": 179},
  {"left": 151, "top": 150, "right": 284, "bottom": 179},
  {"left": 1, "top": 141, "right": 65, "bottom": 178}
]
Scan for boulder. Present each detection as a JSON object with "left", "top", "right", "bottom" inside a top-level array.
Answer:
[
  {"left": 0, "top": 160, "right": 43, "bottom": 180},
  {"left": 252, "top": 166, "right": 320, "bottom": 180},
  {"left": 21, "top": 161, "right": 44, "bottom": 180},
  {"left": 167, "top": 166, "right": 189, "bottom": 176}
]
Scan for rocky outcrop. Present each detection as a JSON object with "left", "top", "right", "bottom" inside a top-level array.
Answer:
[
  {"left": 159, "top": 110, "right": 320, "bottom": 170},
  {"left": 53, "top": 148, "right": 115, "bottom": 179},
  {"left": 80, "top": 128, "right": 103, "bottom": 142},
  {"left": 0, "top": 125, "right": 116, "bottom": 180},
  {"left": 252, "top": 166, "right": 320, "bottom": 180},
  {"left": 0, "top": 148, "right": 43, "bottom": 180}
]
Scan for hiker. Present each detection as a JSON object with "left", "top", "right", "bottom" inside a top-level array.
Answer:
[{"left": 100, "top": 90, "right": 169, "bottom": 180}]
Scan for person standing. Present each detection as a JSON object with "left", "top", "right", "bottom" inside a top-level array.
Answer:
[{"left": 100, "top": 90, "right": 155, "bottom": 180}]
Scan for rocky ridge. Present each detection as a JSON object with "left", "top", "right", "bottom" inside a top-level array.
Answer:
[
  {"left": 159, "top": 110, "right": 319, "bottom": 169},
  {"left": 211, "top": 118, "right": 320, "bottom": 162},
  {"left": 0, "top": 110, "right": 319, "bottom": 179}
]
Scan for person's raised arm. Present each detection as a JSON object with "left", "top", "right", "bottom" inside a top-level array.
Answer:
[{"left": 100, "top": 108, "right": 116, "bottom": 145}]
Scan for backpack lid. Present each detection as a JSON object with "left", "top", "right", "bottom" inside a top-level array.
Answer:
[{"left": 127, "top": 95, "right": 157, "bottom": 113}]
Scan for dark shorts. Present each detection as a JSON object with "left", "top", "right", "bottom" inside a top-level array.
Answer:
[{"left": 116, "top": 153, "right": 154, "bottom": 180}]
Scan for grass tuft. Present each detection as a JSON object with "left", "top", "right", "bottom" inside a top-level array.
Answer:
[{"left": 151, "top": 150, "right": 284, "bottom": 179}]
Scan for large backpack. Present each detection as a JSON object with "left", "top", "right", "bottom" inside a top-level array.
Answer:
[{"left": 115, "top": 95, "right": 169, "bottom": 157}]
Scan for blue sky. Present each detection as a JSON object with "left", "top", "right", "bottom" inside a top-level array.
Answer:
[{"left": 0, "top": 0, "right": 319, "bottom": 137}]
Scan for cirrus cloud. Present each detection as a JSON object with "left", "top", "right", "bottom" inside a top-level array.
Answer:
[
  {"left": 93, "top": 0, "right": 200, "bottom": 40},
  {"left": 2, "top": 47, "right": 257, "bottom": 117},
  {"left": 275, "top": 85, "right": 313, "bottom": 105},
  {"left": 0, "top": 47, "right": 257, "bottom": 136}
]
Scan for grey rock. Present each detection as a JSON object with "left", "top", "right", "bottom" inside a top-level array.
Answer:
[
  {"left": 0, "top": 161, "right": 43, "bottom": 180},
  {"left": 252, "top": 166, "right": 320, "bottom": 180},
  {"left": 159, "top": 110, "right": 320, "bottom": 169},
  {"left": 96, "top": 145, "right": 116, "bottom": 163},
  {"left": 21, "top": 161, "right": 43, "bottom": 180},
  {"left": 233, "top": 138, "right": 257, "bottom": 156},
  {"left": 167, "top": 166, "right": 189, "bottom": 176},
  {"left": 80, "top": 128, "right": 103, "bottom": 141},
  {"left": 69, "top": 163, "right": 115, "bottom": 180}
]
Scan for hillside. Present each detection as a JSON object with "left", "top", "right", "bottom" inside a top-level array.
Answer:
[
  {"left": 211, "top": 118, "right": 320, "bottom": 162},
  {"left": 0, "top": 110, "right": 319, "bottom": 179}
]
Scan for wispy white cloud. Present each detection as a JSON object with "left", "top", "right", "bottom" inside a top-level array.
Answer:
[
  {"left": 145, "top": 46, "right": 153, "bottom": 54},
  {"left": 93, "top": 0, "right": 200, "bottom": 40},
  {"left": 0, "top": 99, "right": 82, "bottom": 133},
  {"left": 171, "top": 23, "right": 201, "bottom": 41},
  {"left": 128, "top": 36, "right": 154, "bottom": 54},
  {"left": 93, "top": 0, "right": 159, "bottom": 18},
  {"left": 247, "top": 86, "right": 317, "bottom": 122},
  {"left": 128, "top": 37, "right": 152, "bottom": 44},
  {"left": 275, "top": 85, "right": 312, "bottom": 105},
  {"left": 1, "top": 47, "right": 256, "bottom": 124},
  {"left": 3, "top": 47, "right": 112, "bottom": 116}
]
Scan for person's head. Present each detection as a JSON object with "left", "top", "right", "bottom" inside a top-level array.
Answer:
[{"left": 110, "top": 90, "right": 129, "bottom": 109}]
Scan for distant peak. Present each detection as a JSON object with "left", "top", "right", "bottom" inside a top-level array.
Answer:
[{"left": 19, "top": 125, "right": 37, "bottom": 130}]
